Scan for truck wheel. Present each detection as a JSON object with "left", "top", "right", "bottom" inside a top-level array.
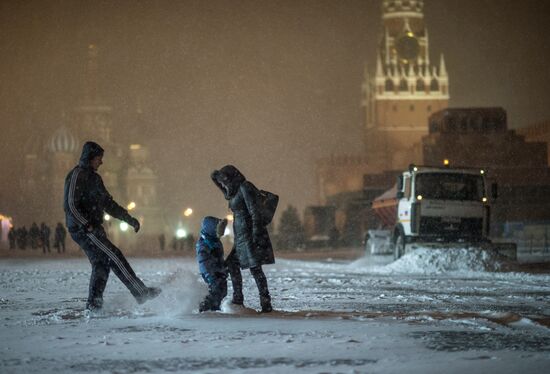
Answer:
[{"left": 393, "top": 231, "right": 405, "bottom": 260}]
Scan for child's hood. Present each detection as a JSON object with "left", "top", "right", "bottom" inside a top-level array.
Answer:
[{"left": 200, "top": 216, "right": 222, "bottom": 238}]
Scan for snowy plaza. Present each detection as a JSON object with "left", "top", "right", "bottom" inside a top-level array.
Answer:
[{"left": 1, "top": 249, "right": 549, "bottom": 373}]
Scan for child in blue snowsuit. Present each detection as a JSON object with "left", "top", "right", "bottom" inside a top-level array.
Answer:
[{"left": 196, "top": 216, "right": 228, "bottom": 312}]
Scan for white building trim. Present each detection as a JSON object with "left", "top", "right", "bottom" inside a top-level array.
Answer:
[{"left": 374, "top": 94, "right": 449, "bottom": 100}]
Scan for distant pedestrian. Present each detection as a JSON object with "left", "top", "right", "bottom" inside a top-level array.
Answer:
[
  {"left": 196, "top": 217, "right": 228, "bottom": 312},
  {"left": 171, "top": 236, "right": 177, "bottom": 251},
  {"left": 41, "top": 222, "right": 51, "bottom": 254},
  {"left": 64, "top": 141, "right": 161, "bottom": 311},
  {"left": 158, "top": 233, "right": 165, "bottom": 251},
  {"left": 8, "top": 227, "right": 16, "bottom": 250},
  {"left": 29, "top": 222, "right": 40, "bottom": 249},
  {"left": 54, "top": 222, "right": 67, "bottom": 253},
  {"left": 329, "top": 226, "right": 340, "bottom": 249},
  {"left": 17, "top": 226, "right": 28, "bottom": 250}
]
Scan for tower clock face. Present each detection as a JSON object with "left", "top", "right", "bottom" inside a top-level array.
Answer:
[{"left": 395, "top": 32, "right": 420, "bottom": 61}]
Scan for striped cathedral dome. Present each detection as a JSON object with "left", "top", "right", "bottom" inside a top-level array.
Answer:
[{"left": 48, "top": 126, "right": 79, "bottom": 153}]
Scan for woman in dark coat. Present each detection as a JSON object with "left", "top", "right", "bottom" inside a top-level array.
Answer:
[{"left": 211, "top": 165, "right": 274, "bottom": 312}]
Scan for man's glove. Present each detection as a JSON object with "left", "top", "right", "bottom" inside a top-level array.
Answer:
[{"left": 128, "top": 217, "right": 140, "bottom": 233}]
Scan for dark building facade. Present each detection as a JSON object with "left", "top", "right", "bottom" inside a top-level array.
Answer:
[{"left": 422, "top": 107, "right": 550, "bottom": 231}]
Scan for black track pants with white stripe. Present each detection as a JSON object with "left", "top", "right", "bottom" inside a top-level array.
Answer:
[{"left": 70, "top": 227, "right": 147, "bottom": 305}]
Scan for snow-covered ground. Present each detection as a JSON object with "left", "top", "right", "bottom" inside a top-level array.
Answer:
[{"left": 1, "top": 249, "right": 550, "bottom": 373}]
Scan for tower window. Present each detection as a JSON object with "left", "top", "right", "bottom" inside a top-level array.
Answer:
[
  {"left": 392, "top": 105, "right": 398, "bottom": 112},
  {"left": 399, "top": 79, "right": 408, "bottom": 91},
  {"left": 385, "top": 79, "right": 394, "bottom": 92},
  {"left": 416, "top": 79, "right": 425, "bottom": 92},
  {"left": 427, "top": 105, "right": 432, "bottom": 112},
  {"left": 430, "top": 79, "right": 439, "bottom": 91},
  {"left": 409, "top": 105, "right": 415, "bottom": 111}
]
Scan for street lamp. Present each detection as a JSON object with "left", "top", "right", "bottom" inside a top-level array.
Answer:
[
  {"left": 127, "top": 202, "right": 136, "bottom": 211},
  {"left": 120, "top": 222, "right": 129, "bottom": 232},
  {"left": 176, "top": 228, "right": 187, "bottom": 238},
  {"left": 183, "top": 208, "right": 193, "bottom": 217}
]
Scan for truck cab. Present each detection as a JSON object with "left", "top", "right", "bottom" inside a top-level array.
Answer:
[{"left": 391, "top": 165, "right": 491, "bottom": 258}]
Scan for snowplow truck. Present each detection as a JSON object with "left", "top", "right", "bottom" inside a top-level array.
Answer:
[{"left": 368, "top": 164, "right": 516, "bottom": 260}]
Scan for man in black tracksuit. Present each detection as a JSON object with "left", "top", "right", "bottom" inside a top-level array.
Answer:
[{"left": 64, "top": 141, "right": 161, "bottom": 311}]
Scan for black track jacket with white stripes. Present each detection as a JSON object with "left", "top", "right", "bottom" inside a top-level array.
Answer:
[{"left": 63, "top": 142, "right": 133, "bottom": 233}]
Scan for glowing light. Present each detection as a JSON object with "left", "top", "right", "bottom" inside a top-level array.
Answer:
[
  {"left": 480, "top": 169, "right": 485, "bottom": 174},
  {"left": 443, "top": 159, "right": 450, "bottom": 166},
  {"left": 413, "top": 167, "right": 418, "bottom": 172},
  {"left": 104, "top": 214, "right": 111, "bottom": 221},
  {"left": 127, "top": 202, "right": 136, "bottom": 210},
  {"left": 183, "top": 208, "right": 193, "bottom": 217},
  {"left": 130, "top": 144, "right": 142, "bottom": 150},
  {"left": 176, "top": 228, "right": 187, "bottom": 238},
  {"left": 223, "top": 226, "right": 231, "bottom": 236},
  {"left": 120, "top": 222, "right": 129, "bottom": 232},
  {"left": 482, "top": 197, "right": 488, "bottom": 202},
  {"left": 0, "top": 214, "right": 13, "bottom": 229},
  {"left": 417, "top": 195, "right": 423, "bottom": 200},
  {"left": 226, "top": 214, "right": 234, "bottom": 222}
]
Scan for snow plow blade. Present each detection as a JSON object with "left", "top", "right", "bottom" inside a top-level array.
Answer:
[
  {"left": 403, "top": 241, "right": 517, "bottom": 261},
  {"left": 365, "top": 229, "right": 517, "bottom": 262}
]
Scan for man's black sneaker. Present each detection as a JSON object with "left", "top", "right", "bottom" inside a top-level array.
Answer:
[
  {"left": 136, "top": 287, "right": 162, "bottom": 305},
  {"left": 85, "top": 298, "right": 103, "bottom": 312}
]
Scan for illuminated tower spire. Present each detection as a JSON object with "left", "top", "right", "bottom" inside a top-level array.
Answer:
[
  {"left": 439, "top": 53, "right": 447, "bottom": 77},
  {"left": 424, "top": 28, "right": 430, "bottom": 66},
  {"left": 376, "top": 54, "right": 384, "bottom": 78}
]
